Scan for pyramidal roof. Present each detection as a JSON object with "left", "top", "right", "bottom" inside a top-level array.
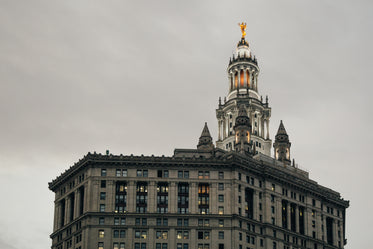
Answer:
[
  {"left": 276, "top": 120, "right": 288, "bottom": 135},
  {"left": 200, "top": 122, "right": 212, "bottom": 138}
]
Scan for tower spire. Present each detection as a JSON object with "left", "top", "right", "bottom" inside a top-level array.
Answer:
[
  {"left": 197, "top": 122, "right": 214, "bottom": 152},
  {"left": 273, "top": 120, "right": 291, "bottom": 163}
]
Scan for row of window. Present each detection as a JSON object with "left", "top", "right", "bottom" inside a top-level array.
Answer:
[
  {"left": 100, "top": 169, "right": 228, "bottom": 180},
  {"left": 98, "top": 243, "right": 192, "bottom": 249}
]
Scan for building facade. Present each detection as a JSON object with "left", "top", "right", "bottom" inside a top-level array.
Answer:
[{"left": 49, "top": 28, "right": 349, "bottom": 249}]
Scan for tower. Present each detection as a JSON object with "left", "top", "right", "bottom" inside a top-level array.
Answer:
[
  {"left": 216, "top": 23, "right": 271, "bottom": 155},
  {"left": 233, "top": 105, "right": 252, "bottom": 154},
  {"left": 273, "top": 120, "right": 291, "bottom": 163},
  {"left": 197, "top": 122, "right": 214, "bottom": 152}
]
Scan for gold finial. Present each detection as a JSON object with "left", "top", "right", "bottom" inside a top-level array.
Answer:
[{"left": 238, "top": 22, "right": 247, "bottom": 39}]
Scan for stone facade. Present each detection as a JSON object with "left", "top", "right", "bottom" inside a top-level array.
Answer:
[{"left": 49, "top": 34, "right": 349, "bottom": 249}]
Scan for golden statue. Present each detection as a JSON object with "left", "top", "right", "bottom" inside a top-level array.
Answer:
[{"left": 238, "top": 22, "right": 247, "bottom": 38}]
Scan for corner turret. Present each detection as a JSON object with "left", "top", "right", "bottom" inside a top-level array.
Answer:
[
  {"left": 197, "top": 122, "right": 214, "bottom": 152},
  {"left": 273, "top": 120, "right": 291, "bottom": 163}
]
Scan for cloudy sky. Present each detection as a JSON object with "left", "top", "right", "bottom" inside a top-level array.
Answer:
[{"left": 0, "top": 0, "right": 372, "bottom": 248}]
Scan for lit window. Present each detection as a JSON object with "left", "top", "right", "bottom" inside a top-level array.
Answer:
[
  {"left": 218, "top": 206, "right": 224, "bottom": 215},
  {"left": 98, "top": 230, "right": 104, "bottom": 238},
  {"left": 98, "top": 242, "right": 104, "bottom": 249}
]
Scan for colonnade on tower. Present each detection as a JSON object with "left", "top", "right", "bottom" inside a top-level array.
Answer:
[{"left": 216, "top": 28, "right": 272, "bottom": 156}]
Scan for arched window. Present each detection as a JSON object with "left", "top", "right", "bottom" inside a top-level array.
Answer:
[
  {"left": 240, "top": 71, "right": 244, "bottom": 87},
  {"left": 234, "top": 72, "right": 238, "bottom": 88},
  {"left": 246, "top": 71, "right": 250, "bottom": 88}
]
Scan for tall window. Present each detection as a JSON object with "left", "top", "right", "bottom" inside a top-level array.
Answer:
[
  {"left": 115, "top": 182, "right": 127, "bottom": 213},
  {"left": 198, "top": 184, "right": 209, "bottom": 214},
  {"left": 245, "top": 188, "right": 254, "bottom": 219},
  {"left": 282, "top": 200, "right": 288, "bottom": 229},
  {"left": 136, "top": 182, "right": 148, "bottom": 213},
  {"left": 178, "top": 183, "right": 189, "bottom": 214},
  {"left": 157, "top": 183, "right": 169, "bottom": 213}
]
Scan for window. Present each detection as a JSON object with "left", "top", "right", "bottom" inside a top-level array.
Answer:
[
  {"left": 98, "top": 230, "right": 104, "bottom": 238},
  {"left": 178, "top": 183, "right": 189, "bottom": 214},
  {"left": 157, "top": 170, "right": 169, "bottom": 178},
  {"left": 115, "top": 182, "right": 127, "bottom": 213},
  {"left": 101, "top": 180, "right": 106, "bottom": 188},
  {"left": 219, "top": 172, "right": 224, "bottom": 179},
  {"left": 271, "top": 194, "right": 275, "bottom": 202},
  {"left": 271, "top": 217, "right": 275, "bottom": 225},
  {"left": 218, "top": 231, "right": 224, "bottom": 239},
  {"left": 142, "top": 218, "right": 147, "bottom": 226},
  {"left": 272, "top": 242, "right": 277, "bottom": 249},
  {"left": 218, "top": 206, "right": 224, "bottom": 215},
  {"left": 116, "top": 169, "right": 121, "bottom": 177},
  {"left": 259, "top": 181, "right": 262, "bottom": 188},
  {"left": 157, "top": 183, "right": 169, "bottom": 213},
  {"left": 238, "top": 184, "right": 241, "bottom": 192},
  {"left": 198, "top": 171, "right": 210, "bottom": 179},
  {"left": 198, "top": 231, "right": 210, "bottom": 240},
  {"left": 218, "top": 183, "right": 224, "bottom": 191},
  {"left": 218, "top": 244, "right": 224, "bottom": 249},
  {"left": 100, "top": 204, "right": 105, "bottom": 212},
  {"left": 100, "top": 192, "right": 106, "bottom": 200},
  {"left": 272, "top": 184, "right": 275, "bottom": 191},
  {"left": 218, "top": 195, "right": 224, "bottom": 202},
  {"left": 98, "top": 242, "right": 104, "bottom": 249},
  {"left": 156, "top": 244, "right": 168, "bottom": 249},
  {"left": 251, "top": 177, "right": 255, "bottom": 185},
  {"left": 176, "top": 231, "right": 189, "bottom": 239},
  {"left": 137, "top": 170, "right": 148, "bottom": 177},
  {"left": 135, "top": 231, "right": 147, "bottom": 239},
  {"left": 198, "top": 184, "right": 209, "bottom": 214},
  {"left": 238, "top": 173, "right": 242, "bottom": 180},
  {"left": 219, "top": 219, "right": 224, "bottom": 227},
  {"left": 239, "top": 232, "right": 242, "bottom": 241},
  {"left": 101, "top": 169, "right": 107, "bottom": 177},
  {"left": 271, "top": 206, "right": 275, "bottom": 214},
  {"left": 136, "top": 182, "right": 148, "bottom": 213},
  {"left": 114, "top": 230, "right": 119, "bottom": 238},
  {"left": 99, "top": 217, "right": 105, "bottom": 225},
  {"left": 156, "top": 231, "right": 168, "bottom": 239}
]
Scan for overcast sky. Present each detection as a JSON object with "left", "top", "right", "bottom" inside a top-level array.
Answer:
[{"left": 0, "top": 0, "right": 372, "bottom": 248}]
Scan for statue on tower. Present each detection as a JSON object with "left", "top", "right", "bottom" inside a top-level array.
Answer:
[{"left": 239, "top": 22, "right": 247, "bottom": 38}]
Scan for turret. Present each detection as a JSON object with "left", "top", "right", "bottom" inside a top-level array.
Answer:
[
  {"left": 234, "top": 105, "right": 252, "bottom": 154},
  {"left": 273, "top": 120, "right": 291, "bottom": 163},
  {"left": 216, "top": 23, "right": 272, "bottom": 156},
  {"left": 197, "top": 122, "right": 214, "bottom": 152}
]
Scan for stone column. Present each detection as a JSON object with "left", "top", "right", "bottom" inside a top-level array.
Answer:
[
  {"left": 287, "top": 202, "right": 291, "bottom": 230},
  {"left": 266, "top": 119, "right": 270, "bottom": 140},
  {"left": 275, "top": 198, "right": 281, "bottom": 227},
  {"left": 148, "top": 181, "right": 156, "bottom": 213},
  {"left": 74, "top": 190, "right": 79, "bottom": 219},
  {"left": 83, "top": 182, "right": 89, "bottom": 213},
  {"left": 127, "top": 180, "right": 136, "bottom": 212},
  {"left": 106, "top": 180, "right": 114, "bottom": 212},
  {"left": 333, "top": 219, "right": 338, "bottom": 247},
  {"left": 295, "top": 205, "right": 300, "bottom": 233},
  {"left": 169, "top": 182, "right": 177, "bottom": 213},
  {"left": 218, "top": 119, "right": 222, "bottom": 141},
  {"left": 210, "top": 182, "right": 217, "bottom": 214},
  {"left": 54, "top": 202, "right": 60, "bottom": 230},
  {"left": 253, "top": 190, "right": 259, "bottom": 220},
  {"left": 65, "top": 196, "right": 71, "bottom": 223},
  {"left": 190, "top": 182, "right": 198, "bottom": 214}
]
